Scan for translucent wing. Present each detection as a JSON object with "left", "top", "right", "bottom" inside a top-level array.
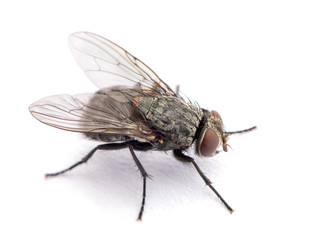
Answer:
[
  {"left": 29, "top": 92, "right": 155, "bottom": 142},
  {"left": 69, "top": 32, "right": 176, "bottom": 96}
]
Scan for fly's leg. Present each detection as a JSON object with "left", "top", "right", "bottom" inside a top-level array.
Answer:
[
  {"left": 173, "top": 149, "right": 234, "bottom": 214},
  {"left": 45, "top": 141, "right": 136, "bottom": 177},
  {"left": 45, "top": 140, "right": 152, "bottom": 220},
  {"left": 128, "top": 145, "right": 150, "bottom": 221}
]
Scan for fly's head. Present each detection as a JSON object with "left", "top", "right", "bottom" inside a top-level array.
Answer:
[{"left": 196, "top": 110, "right": 229, "bottom": 157}]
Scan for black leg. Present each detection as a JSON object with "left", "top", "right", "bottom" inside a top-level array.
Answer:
[
  {"left": 45, "top": 141, "right": 134, "bottom": 177},
  {"left": 128, "top": 145, "right": 150, "bottom": 221},
  {"left": 173, "top": 149, "right": 234, "bottom": 214},
  {"left": 45, "top": 140, "right": 152, "bottom": 220}
]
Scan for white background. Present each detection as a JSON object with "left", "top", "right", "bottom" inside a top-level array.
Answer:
[{"left": 1, "top": 0, "right": 327, "bottom": 239}]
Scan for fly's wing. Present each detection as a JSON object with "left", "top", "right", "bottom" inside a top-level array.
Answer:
[
  {"left": 29, "top": 92, "right": 155, "bottom": 142},
  {"left": 69, "top": 32, "right": 176, "bottom": 96}
]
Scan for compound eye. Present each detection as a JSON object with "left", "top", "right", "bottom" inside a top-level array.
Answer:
[
  {"left": 200, "top": 129, "right": 219, "bottom": 157},
  {"left": 211, "top": 110, "right": 222, "bottom": 122}
]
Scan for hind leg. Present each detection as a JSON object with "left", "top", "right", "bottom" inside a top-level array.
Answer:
[{"left": 45, "top": 141, "right": 134, "bottom": 177}]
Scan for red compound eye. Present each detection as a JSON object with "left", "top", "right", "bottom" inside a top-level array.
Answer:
[
  {"left": 211, "top": 110, "right": 222, "bottom": 122},
  {"left": 200, "top": 129, "right": 219, "bottom": 157}
]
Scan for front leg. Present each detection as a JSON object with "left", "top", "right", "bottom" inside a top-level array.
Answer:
[{"left": 173, "top": 149, "right": 234, "bottom": 213}]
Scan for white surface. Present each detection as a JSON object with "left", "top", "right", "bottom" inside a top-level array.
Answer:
[{"left": 1, "top": 0, "right": 327, "bottom": 239}]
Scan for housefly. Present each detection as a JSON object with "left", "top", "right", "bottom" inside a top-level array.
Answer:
[{"left": 29, "top": 32, "right": 256, "bottom": 221}]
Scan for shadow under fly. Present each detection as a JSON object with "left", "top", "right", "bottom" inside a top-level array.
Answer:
[{"left": 29, "top": 32, "right": 256, "bottom": 221}]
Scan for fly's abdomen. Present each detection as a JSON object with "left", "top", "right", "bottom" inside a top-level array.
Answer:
[
  {"left": 84, "top": 132, "right": 133, "bottom": 142},
  {"left": 134, "top": 96, "right": 203, "bottom": 150}
]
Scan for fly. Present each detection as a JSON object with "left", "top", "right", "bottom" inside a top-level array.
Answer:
[{"left": 29, "top": 32, "right": 256, "bottom": 221}]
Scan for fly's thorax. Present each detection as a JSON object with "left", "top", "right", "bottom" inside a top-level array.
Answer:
[
  {"left": 196, "top": 110, "right": 225, "bottom": 157},
  {"left": 132, "top": 96, "right": 157, "bottom": 117},
  {"left": 133, "top": 96, "right": 203, "bottom": 149}
]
